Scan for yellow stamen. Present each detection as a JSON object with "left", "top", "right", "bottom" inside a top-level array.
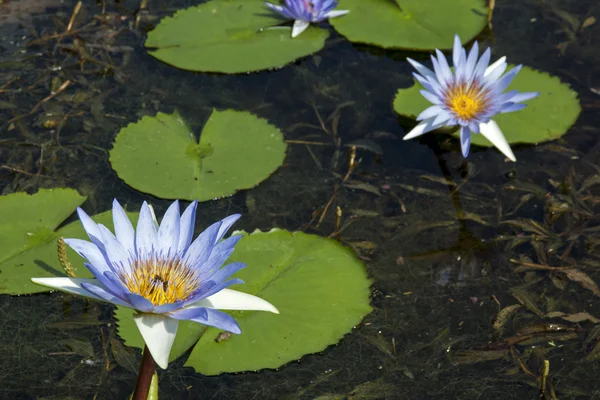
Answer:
[
  {"left": 446, "top": 82, "right": 487, "bottom": 121},
  {"left": 119, "top": 255, "right": 200, "bottom": 306}
]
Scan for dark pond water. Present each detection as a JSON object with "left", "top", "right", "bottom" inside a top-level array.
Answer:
[{"left": 1, "top": 0, "right": 600, "bottom": 399}]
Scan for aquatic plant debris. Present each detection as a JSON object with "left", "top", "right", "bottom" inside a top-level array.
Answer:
[
  {"left": 264, "top": 0, "right": 349, "bottom": 38},
  {"left": 402, "top": 34, "right": 539, "bottom": 161},
  {"left": 145, "top": 0, "right": 329, "bottom": 73},
  {"left": 116, "top": 229, "right": 373, "bottom": 375},
  {"left": 32, "top": 199, "right": 279, "bottom": 369}
]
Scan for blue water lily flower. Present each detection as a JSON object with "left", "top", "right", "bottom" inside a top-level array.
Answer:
[
  {"left": 404, "top": 35, "right": 539, "bottom": 161},
  {"left": 264, "top": 0, "right": 349, "bottom": 38},
  {"left": 32, "top": 200, "right": 278, "bottom": 369}
]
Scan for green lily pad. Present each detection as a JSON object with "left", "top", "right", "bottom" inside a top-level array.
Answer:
[
  {"left": 109, "top": 109, "right": 287, "bottom": 201},
  {"left": 393, "top": 66, "right": 581, "bottom": 146},
  {"left": 145, "top": 0, "right": 329, "bottom": 73},
  {"left": 115, "top": 229, "right": 373, "bottom": 375},
  {"left": 330, "top": 0, "right": 488, "bottom": 50},
  {"left": 0, "top": 189, "right": 130, "bottom": 295}
]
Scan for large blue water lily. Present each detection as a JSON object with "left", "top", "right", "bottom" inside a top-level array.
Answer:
[
  {"left": 32, "top": 200, "right": 278, "bottom": 369},
  {"left": 264, "top": 0, "right": 349, "bottom": 38},
  {"left": 404, "top": 35, "right": 539, "bottom": 161}
]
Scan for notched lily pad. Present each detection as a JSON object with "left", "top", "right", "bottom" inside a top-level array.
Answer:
[
  {"left": 330, "top": 0, "right": 488, "bottom": 50},
  {"left": 115, "top": 229, "right": 373, "bottom": 375},
  {"left": 145, "top": 0, "right": 329, "bottom": 73},
  {"left": 109, "top": 109, "right": 287, "bottom": 201},
  {"left": 393, "top": 66, "right": 581, "bottom": 146}
]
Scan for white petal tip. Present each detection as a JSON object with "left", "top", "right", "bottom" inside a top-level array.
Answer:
[
  {"left": 291, "top": 20, "right": 310, "bottom": 38},
  {"left": 133, "top": 314, "right": 178, "bottom": 370},
  {"left": 479, "top": 120, "right": 516, "bottom": 162}
]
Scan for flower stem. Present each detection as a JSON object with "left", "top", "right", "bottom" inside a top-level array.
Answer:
[{"left": 132, "top": 345, "right": 156, "bottom": 400}]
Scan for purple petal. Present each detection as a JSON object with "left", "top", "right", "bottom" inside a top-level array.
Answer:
[
  {"left": 80, "top": 282, "right": 133, "bottom": 308},
  {"left": 76, "top": 208, "right": 104, "bottom": 250},
  {"left": 168, "top": 307, "right": 241, "bottom": 334},
  {"left": 183, "top": 221, "right": 221, "bottom": 269},
  {"left": 112, "top": 200, "right": 135, "bottom": 254},
  {"left": 460, "top": 127, "right": 472, "bottom": 158},
  {"left": 136, "top": 202, "right": 158, "bottom": 257},
  {"left": 98, "top": 224, "right": 130, "bottom": 266},
  {"left": 215, "top": 214, "right": 241, "bottom": 244},
  {"left": 157, "top": 201, "right": 180, "bottom": 255},
  {"left": 177, "top": 201, "right": 198, "bottom": 254},
  {"left": 205, "top": 262, "right": 246, "bottom": 286}
]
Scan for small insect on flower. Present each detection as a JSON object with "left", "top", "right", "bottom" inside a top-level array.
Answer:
[
  {"left": 32, "top": 199, "right": 279, "bottom": 369},
  {"left": 264, "top": 0, "right": 349, "bottom": 38},
  {"left": 404, "top": 35, "right": 539, "bottom": 161}
]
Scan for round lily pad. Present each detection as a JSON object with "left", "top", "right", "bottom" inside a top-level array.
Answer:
[
  {"left": 393, "top": 66, "right": 581, "bottom": 146},
  {"left": 109, "top": 109, "right": 287, "bottom": 201},
  {"left": 115, "top": 229, "right": 373, "bottom": 375},
  {"left": 0, "top": 189, "right": 135, "bottom": 295},
  {"left": 330, "top": 0, "right": 488, "bottom": 50},
  {"left": 145, "top": 0, "right": 329, "bottom": 73}
]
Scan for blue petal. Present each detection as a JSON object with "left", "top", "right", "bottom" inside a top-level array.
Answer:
[
  {"left": 112, "top": 200, "right": 135, "bottom": 255},
  {"left": 215, "top": 214, "right": 241, "bottom": 244},
  {"left": 182, "top": 278, "right": 244, "bottom": 306},
  {"left": 157, "top": 200, "right": 180, "bottom": 256},
  {"left": 473, "top": 48, "right": 491, "bottom": 78},
  {"left": 177, "top": 201, "right": 198, "bottom": 254},
  {"left": 153, "top": 301, "right": 185, "bottom": 314},
  {"left": 183, "top": 221, "right": 221, "bottom": 269},
  {"left": 81, "top": 282, "right": 133, "bottom": 308},
  {"left": 500, "top": 103, "right": 527, "bottom": 113},
  {"left": 460, "top": 127, "right": 472, "bottom": 158},
  {"left": 98, "top": 224, "right": 131, "bottom": 267},
  {"left": 464, "top": 41, "right": 479, "bottom": 80},
  {"left": 136, "top": 202, "right": 158, "bottom": 257},
  {"left": 407, "top": 58, "right": 436, "bottom": 79},
  {"left": 434, "top": 49, "right": 453, "bottom": 86},
  {"left": 205, "top": 262, "right": 246, "bottom": 286},
  {"left": 420, "top": 90, "right": 442, "bottom": 105},
  {"left": 82, "top": 262, "right": 117, "bottom": 292},
  {"left": 417, "top": 105, "right": 443, "bottom": 121},
  {"left": 125, "top": 292, "right": 155, "bottom": 313},
  {"left": 452, "top": 34, "right": 462, "bottom": 66},
  {"left": 197, "top": 278, "right": 245, "bottom": 300},
  {"left": 506, "top": 91, "right": 539, "bottom": 103},
  {"left": 76, "top": 208, "right": 104, "bottom": 250},
  {"left": 168, "top": 307, "right": 241, "bottom": 334},
  {"left": 493, "top": 64, "right": 522, "bottom": 93},
  {"left": 483, "top": 61, "right": 507, "bottom": 84},
  {"left": 64, "top": 238, "right": 111, "bottom": 274},
  {"left": 264, "top": 2, "right": 295, "bottom": 19},
  {"left": 432, "top": 109, "right": 452, "bottom": 126},
  {"left": 199, "top": 235, "right": 243, "bottom": 278}
]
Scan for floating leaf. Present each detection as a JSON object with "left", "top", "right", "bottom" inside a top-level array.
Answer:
[
  {"left": 330, "top": 0, "right": 488, "bottom": 50},
  {"left": 109, "top": 109, "right": 287, "bottom": 201},
  {"left": 0, "top": 189, "right": 88, "bottom": 294},
  {"left": 115, "top": 229, "right": 373, "bottom": 375},
  {"left": 0, "top": 189, "right": 139, "bottom": 295},
  {"left": 393, "top": 66, "right": 581, "bottom": 146},
  {"left": 145, "top": 0, "right": 329, "bottom": 73}
]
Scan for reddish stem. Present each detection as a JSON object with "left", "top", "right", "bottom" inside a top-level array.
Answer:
[{"left": 132, "top": 345, "right": 155, "bottom": 400}]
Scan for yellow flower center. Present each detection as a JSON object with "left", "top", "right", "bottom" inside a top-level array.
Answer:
[
  {"left": 119, "top": 255, "right": 200, "bottom": 306},
  {"left": 446, "top": 82, "right": 488, "bottom": 121}
]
